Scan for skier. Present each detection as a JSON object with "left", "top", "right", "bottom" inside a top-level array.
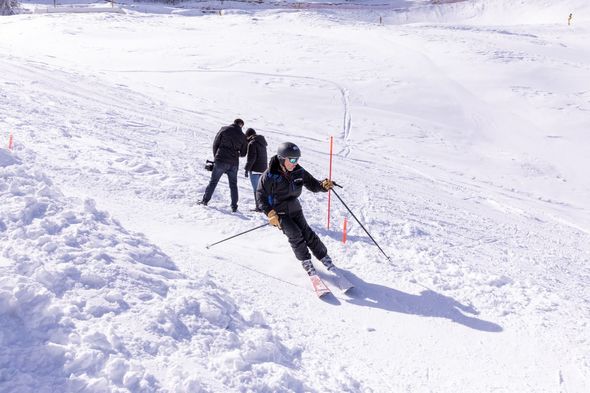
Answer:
[
  {"left": 199, "top": 118, "right": 248, "bottom": 212},
  {"left": 256, "top": 142, "right": 336, "bottom": 276},
  {"left": 243, "top": 128, "right": 268, "bottom": 212}
]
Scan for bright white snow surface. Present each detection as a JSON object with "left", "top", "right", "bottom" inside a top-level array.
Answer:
[{"left": 1, "top": 0, "right": 590, "bottom": 392}]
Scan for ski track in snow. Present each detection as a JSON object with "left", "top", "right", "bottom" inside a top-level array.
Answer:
[
  {"left": 109, "top": 68, "right": 354, "bottom": 156},
  {"left": 1, "top": 2, "right": 590, "bottom": 392}
]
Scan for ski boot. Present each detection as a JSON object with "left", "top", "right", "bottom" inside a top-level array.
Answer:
[
  {"left": 320, "top": 255, "right": 335, "bottom": 271},
  {"left": 301, "top": 259, "right": 317, "bottom": 276}
]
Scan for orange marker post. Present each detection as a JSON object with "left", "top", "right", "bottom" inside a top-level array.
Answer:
[
  {"left": 8, "top": 133, "right": 13, "bottom": 151},
  {"left": 327, "top": 136, "right": 334, "bottom": 229},
  {"left": 342, "top": 217, "right": 347, "bottom": 243}
]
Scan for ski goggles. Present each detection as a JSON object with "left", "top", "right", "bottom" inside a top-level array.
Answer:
[{"left": 287, "top": 157, "right": 299, "bottom": 164}]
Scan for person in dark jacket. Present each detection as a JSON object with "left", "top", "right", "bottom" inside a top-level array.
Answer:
[
  {"left": 199, "top": 118, "right": 248, "bottom": 212},
  {"left": 244, "top": 128, "right": 268, "bottom": 212},
  {"left": 256, "top": 142, "right": 336, "bottom": 276}
]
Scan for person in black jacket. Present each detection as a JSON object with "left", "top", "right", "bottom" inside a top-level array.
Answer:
[
  {"left": 199, "top": 119, "right": 248, "bottom": 212},
  {"left": 256, "top": 142, "right": 336, "bottom": 276},
  {"left": 244, "top": 128, "right": 268, "bottom": 212}
]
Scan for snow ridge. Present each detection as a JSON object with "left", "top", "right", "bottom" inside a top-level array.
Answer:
[{"left": 0, "top": 148, "right": 304, "bottom": 392}]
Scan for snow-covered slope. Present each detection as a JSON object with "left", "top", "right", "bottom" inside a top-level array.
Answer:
[
  {"left": 1, "top": 0, "right": 589, "bottom": 392},
  {"left": 380, "top": 0, "right": 590, "bottom": 25}
]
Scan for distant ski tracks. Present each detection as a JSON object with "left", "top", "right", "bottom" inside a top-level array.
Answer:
[{"left": 113, "top": 68, "right": 354, "bottom": 156}]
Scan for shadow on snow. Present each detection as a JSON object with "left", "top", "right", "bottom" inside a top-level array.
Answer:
[{"left": 343, "top": 270, "right": 503, "bottom": 333}]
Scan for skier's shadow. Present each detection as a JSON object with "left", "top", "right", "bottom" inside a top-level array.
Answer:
[
  {"left": 207, "top": 205, "right": 252, "bottom": 221},
  {"left": 316, "top": 228, "right": 373, "bottom": 245},
  {"left": 343, "top": 271, "right": 503, "bottom": 332}
]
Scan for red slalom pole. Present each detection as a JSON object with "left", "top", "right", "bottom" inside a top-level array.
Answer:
[
  {"left": 327, "top": 136, "right": 333, "bottom": 229},
  {"left": 342, "top": 217, "right": 347, "bottom": 243},
  {"left": 8, "top": 133, "right": 13, "bottom": 151}
]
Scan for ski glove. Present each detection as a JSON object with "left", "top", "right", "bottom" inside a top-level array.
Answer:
[
  {"left": 244, "top": 170, "right": 249, "bottom": 178},
  {"left": 321, "top": 178, "right": 334, "bottom": 191},
  {"left": 267, "top": 209, "right": 281, "bottom": 229}
]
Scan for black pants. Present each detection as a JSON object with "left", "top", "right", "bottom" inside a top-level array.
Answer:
[{"left": 280, "top": 210, "right": 327, "bottom": 261}]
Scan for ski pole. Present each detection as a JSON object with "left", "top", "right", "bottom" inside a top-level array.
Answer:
[
  {"left": 330, "top": 186, "right": 391, "bottom": 261},
  {"left": 206, "top": 223, "right": 269, "bottom": 249}
]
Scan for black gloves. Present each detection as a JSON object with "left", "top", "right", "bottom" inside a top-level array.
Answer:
[{"left": 244, "top": 170, "right": 249, "bottom": 178}]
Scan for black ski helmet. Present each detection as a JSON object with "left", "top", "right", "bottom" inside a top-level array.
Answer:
[{"left": 277, "top": 142, "right": 301, "bottom": 159}]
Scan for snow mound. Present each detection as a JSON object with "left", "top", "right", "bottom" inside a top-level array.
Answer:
[{"left": 0, "top": 148, "right": 304, "bottom": 392}]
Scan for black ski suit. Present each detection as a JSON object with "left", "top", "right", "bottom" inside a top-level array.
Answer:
[
  {"left": 245, "top": 134, "right": 268, "bottom": 210},
  {"left": 256, "top": 155, "right": 328, "bottom": 261},
  {"left": 212, "top": 123, "right": 248, "bottom": 166},
  {"left": 202, "top": 123, "right": 248, "bottom": 209},
  {"left": 244, "top": 134, "right": 268, "bottom": 173}
]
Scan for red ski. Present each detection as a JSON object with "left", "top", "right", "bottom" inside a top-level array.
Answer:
[{"left": 309, "top": 274, "right": 331, "bottom": 297}]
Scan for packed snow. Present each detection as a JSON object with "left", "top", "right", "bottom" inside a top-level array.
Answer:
[{"left": 1, "top": 0, "right": 589, "bottom": 391}]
